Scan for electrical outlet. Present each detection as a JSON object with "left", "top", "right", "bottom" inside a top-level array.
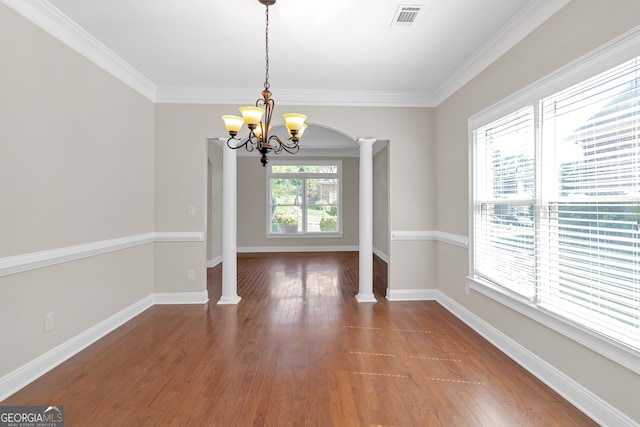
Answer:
[
  {"left": 464, "top": 283, "right": 470, "bottom": 296},
  {"left": 187, "top": 205, "right": 195, "bottom": 216},
  {"left": 45, "top": 312, "right": 54, "bottom": 332},
  {"left": 187, "top": 269, "right": 195, "bottom": 280}
]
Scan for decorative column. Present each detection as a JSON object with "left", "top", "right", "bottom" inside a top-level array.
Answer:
[
  {"left": 217, "top": 138, "right": 241, "bottom": 304},
  {"left": 356, "top": 138, "right": 377, "bottom": 302}
]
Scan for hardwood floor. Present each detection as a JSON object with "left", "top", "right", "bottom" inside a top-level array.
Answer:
[{"left": 2, "top": 252, "right": 597, "bottom": 426}]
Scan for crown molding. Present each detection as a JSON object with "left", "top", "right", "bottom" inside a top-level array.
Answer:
[
  {"left": 1, "top": 0, "right": 157, "bottom": 101},
  {"left": 433, "top": 0, "right": 572, "bottom": 106},
  {"left": 3, "top": 0, "right": 568, "bottom": 108},
  {"left": 154, "top": 87, "right": 437, "bottom": 107}
]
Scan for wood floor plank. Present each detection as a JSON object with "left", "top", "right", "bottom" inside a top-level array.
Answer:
[{"left": 1, "top": 252, "right": 598, "bottom": 426}]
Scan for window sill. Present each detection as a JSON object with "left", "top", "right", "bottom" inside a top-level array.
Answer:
[
  {"left": 267, "top": 232, "right": 344, "bottom": 239},
  {"left": 466, "top": 276, "right": 640, "bottom": 375}
]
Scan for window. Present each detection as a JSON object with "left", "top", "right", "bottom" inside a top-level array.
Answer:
[
  {"left": 267, "top": 160, "right": 342, "bottom": 236},
  {"left": 471, "top": 56, "right": 640, "bottom": 355},
  {"left": 473, "top": 107, "right": 536, "bottom": 299}
]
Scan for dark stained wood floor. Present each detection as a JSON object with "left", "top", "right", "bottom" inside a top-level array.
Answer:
[{"left": 2, "top": 252, "right": 597, "bottom": 426}]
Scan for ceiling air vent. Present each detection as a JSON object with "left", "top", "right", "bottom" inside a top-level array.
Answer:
[{"left": 391, "top": 4, "right": 424, "bottom": 26}]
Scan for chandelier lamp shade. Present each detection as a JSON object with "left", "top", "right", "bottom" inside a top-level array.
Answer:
[{"left": 222, "top": 0, "right": 308, "bottom": 166}]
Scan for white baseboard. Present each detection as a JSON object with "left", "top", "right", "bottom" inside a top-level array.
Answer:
[
  {"left": 0, "top": 290, "right": 210, "bottom": 402},
  {"left": 390, "top": 230, "right": 468, "bottom": 248},
  {"left": 237, "top": 245, "right": 358, "bottom": 253},
  {"left": 213, "top": 249, "right": 385, "bottom": 265},
  {"left": 3, "top": 285, "right": 634, "bottom": 426},
  {"left": 385, "top": 288, "right": 438, "bottom": 301},
  {"left": 382, "top": 287, "right": 634, "bottom": 425},
  {"left": 154, "top": 291, "right": 209, "bottom": 305},
  {"left": 213, "top": 250, "right": 382, "bottom": 265},
  {"left": 435, "top": 292, "right": 636, "bottom": 427},
  {"left": 373, "top": 247, "right": 388, "bottom": 263},
  {"left": 0, "top": 295, "right": 154, "bottom": 402},
  {"left": 207, "top": 256, "right": 222, "bottom": 268}
]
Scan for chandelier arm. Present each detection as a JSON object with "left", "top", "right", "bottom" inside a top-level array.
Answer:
[
  {"left": 246, "top": 131, "right": 259, "bottom": 148},
  {"left": 245, "top": 138, "right": 256, "bottom": 152},
  {"left": 277, "top": 143, "right": 301, "bottom": 155},
  {"left": 269, "top": 135, "right": 300, "bottom": 154},
  {"left": 226, "top": 135, "right": 260, "bottom": 152},
  {"left": 227, "top": 136, "right": 249, "bottom": 150},
  {"left": 270, "top": 135, "right": 283, "bottom": 154}
]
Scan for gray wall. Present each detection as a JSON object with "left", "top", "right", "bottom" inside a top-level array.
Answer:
[
  {"left": 0, "top": 4, "right": 155, "bottom": 376},
  {"left": 373, "top": 144, "right": 389, "bottom": 259},
  {"left": 156, "top": 104, "right": 434, "bottom": 292},
  {"left": 435, "top": 0, "right": 640, "bottom": 422},
  {"left": 4, "top": 0, "right": 637, "bottom": 422},
  {"left": 206, "top": 144, "right": 389, "bottom": 261},
  {"left": 207, "top": 148, "right": 224, "bottom": 264}
]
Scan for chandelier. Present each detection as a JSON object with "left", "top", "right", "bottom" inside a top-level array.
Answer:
[{"left": 222, "top": 0, "right": 307, "bottom": 167}]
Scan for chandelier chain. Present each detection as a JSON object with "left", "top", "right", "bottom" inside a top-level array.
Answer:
[
  {"left": 264, "top": 3, "right": 270, "bottom": 90},
  {"left": 222, "top": 0, "right": 306, "bottom": 167}
]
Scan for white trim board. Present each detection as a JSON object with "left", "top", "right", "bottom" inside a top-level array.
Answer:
[
  {"left": 467, "top": 277, "right": 640, "bottom": 377},
  {"left": 464, "top": 22, "right": 640, "bottom": 380},
  {"left": 436, "top": 292, "right": 636, "bottom": 427},
  {"left": 0, "top": 232, "right": 204, "bottom": 278},
  {"left": 432, "top": 0, "right": 571, "bottom": 105},
  {"left": 391, "top": 230, "right": 468, "bottom": 248},
  {"left": 154, "top": 291, "right": 208, "bottom": 305},
  {"left": 0, "top": 0, "right": 156, "bottom": 101},
  {"left": 0, "top": 291, "right": 208, "bottom": 402},
  {"left": 0, "top": 295, "right": 153, "bottom": 402},
  {"left": 469, "top": 25, "right": 640, "bottom": 130},
  {"left": 0, "top": 283, "right": 633, "bottom": 426},
  {"left": 0, "top": 230, "right": 467, "bottom": 278},
  {"left": 0, "top": 0, "right": 570, "bottom": 107},
  {"left": 382, "top": 288, "right": 635, "bottom": 427},
  {"left": 373, "top": 247, "right": 388, "bottom": 263},
  {"left": 386, "top": 288, "right": 438, "bottom": 301},
  {"left": 207, "top": 256, "right": 223, "bottom": 268},
  {"left": 237, "top": 245, "right": 358, "bottom": 253}
]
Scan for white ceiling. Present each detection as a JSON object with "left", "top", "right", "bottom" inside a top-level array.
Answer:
[{"left": 6, "top": 0, "right": 570, "bottom": 107}]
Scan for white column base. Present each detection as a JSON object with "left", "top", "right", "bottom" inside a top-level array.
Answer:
[
  {"left": 217, "top": 295, "right": 241, "bottom": 305},
  {"left": 355, "top": 293, "right": 377, "bottom": 303}
]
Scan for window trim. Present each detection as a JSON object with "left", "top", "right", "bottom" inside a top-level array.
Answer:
[
  {"left": 467, "top": 26, "right": 640, "bottom": 375},
  {"left": 266, "top": 159, "right": 343, "bottom": 238}
]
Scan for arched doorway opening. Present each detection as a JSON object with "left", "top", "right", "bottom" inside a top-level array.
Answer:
[{"left": 206, "top": 124, "right": 389, "bottom": 303}]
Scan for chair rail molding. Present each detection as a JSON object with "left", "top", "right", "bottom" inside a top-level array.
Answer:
[{"left": 0, "top": 232, "right": 204, "bottom": 277}]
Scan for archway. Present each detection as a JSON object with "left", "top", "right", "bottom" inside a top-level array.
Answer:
[{"left": 207, "top": 124, "right": 389, "bottom": 303}]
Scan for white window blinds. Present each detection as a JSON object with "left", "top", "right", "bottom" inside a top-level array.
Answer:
[
  {"left": 472, "top": 56, "right": 640, "bottom": 352},
  {"left": 538, "top": 57, "right": 640, "bottom": 350},
  {"left": 473, "top": 107, "right": 536, "bottom": 299}
]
